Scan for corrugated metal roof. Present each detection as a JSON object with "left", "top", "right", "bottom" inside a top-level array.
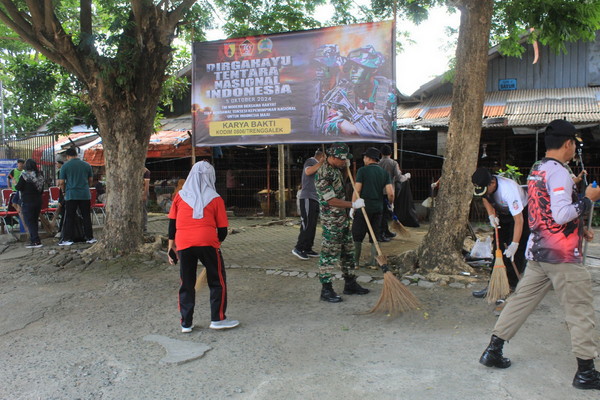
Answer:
[
  {"left": 397, "top": 87, "right": 600, "bottom": 129},
  {"left": 160, "top": 114, "right": 192, "bottom": 131},
  {"left": 423, "top": 106, "right": 451, "bottom": 119}
]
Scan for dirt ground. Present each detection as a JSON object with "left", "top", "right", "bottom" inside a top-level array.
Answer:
[{"left": 1, "top": 221, "right": 600, "bottom": 400}]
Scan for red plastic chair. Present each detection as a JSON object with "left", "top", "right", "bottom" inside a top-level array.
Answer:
[
  {"left": 48, "top": 186, "right": 61, "bottom": 203},
  {"left": 1, "top": 189, "right": 13, "bottom": 207},
  {"left": 39, "top": 190, "right": 57, "bottom": 233},
  {"left": 89, "top": 188, "right": 103, "bottom": 225},
  {"left": 0, "top": 191, "right": 19, "bottom": 235}
]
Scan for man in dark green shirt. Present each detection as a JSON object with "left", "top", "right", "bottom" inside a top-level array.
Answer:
[{"left": 352, "top": 147, "right": 393, "bottom": 267}]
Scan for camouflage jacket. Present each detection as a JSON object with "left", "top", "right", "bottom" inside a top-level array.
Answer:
[{"left": 315, "top": 160, "right": 347, "bottom": 218}]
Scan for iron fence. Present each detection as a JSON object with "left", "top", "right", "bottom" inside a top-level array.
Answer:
[{"left": 0, "top": 133, "right": 58, "bottom": 187}]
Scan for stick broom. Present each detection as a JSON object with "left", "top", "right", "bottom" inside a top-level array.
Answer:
[
  {"left": 195, "top": 268, "right": 207, "bottom": 291},
  {"left": 486, "top": 224, "right": 510, "bottom": 304},
  {"left": 385, "top": 198, "right": 410, "bottom": 238},
  {"left": 346, "top": 164, "right": 420, "bottom": 314}
]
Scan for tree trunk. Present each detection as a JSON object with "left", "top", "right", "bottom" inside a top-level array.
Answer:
[
  {"left": 86, "top": 103, "right": 156, "bottom": 257},
  {"left": 414, "top": 0, "right": 494, "bottom": 274}
]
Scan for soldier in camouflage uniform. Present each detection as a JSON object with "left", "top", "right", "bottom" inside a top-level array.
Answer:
[{"left": 315, "top": 142, "right": 370, "bottom": 302}]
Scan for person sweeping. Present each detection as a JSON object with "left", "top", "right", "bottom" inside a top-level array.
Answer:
[
  {"left": 314, "top": 142, "right": 370, "bottom": 302},
  {"left": 470, "top": 167, "right": 529, "bottom": 310},
  {"left": 351, "top": 147, "right": 394, "bottom": 268}
]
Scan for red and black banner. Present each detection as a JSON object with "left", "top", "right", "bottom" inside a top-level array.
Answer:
[{"left": 192, "top": 21, "right": 396, "bottom": 146}]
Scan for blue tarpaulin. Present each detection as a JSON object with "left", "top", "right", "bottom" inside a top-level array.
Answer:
[{"left": 0, "top": 159, "right": 17, "bottom": 188}]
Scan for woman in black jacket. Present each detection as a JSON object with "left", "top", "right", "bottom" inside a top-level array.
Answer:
[{"left": 15, "top": 159, "right": 44, "bottom": 248}]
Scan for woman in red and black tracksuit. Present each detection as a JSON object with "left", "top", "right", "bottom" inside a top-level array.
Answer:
[{"left": 167, "top": 161, "right": 239, "bottom": 333}]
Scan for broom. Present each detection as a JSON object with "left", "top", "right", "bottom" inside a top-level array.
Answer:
[
  {"left": 194, "top": 268, "right": 208, "bottom": 291},
  {"left": 346, "top": 164, "right": 420, "bottom": 314},
  {"left": 385, "top": 199, "right": 410, "bottom": 238},
  {"left": 486, "top": 224, "right": 510, "bottom": 304},
  {"left": 503, "top": 242, "right": 522, "bottom": 281}
]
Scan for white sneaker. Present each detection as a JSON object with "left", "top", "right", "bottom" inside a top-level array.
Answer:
[
  {"left": 209, "top": 319, "right": 239, "bottom": 330},
  {"left": 58, "top": 240, "right": 73, "bottom": 246},
  {"left": 181, "top": 325, "right": 194, "bottom": 333},
  {"left": 86, "top": 238, "right": 98, "bottom": 244},
  {"left": 25, "top": 242, "right": 43, "bottom": 249}
]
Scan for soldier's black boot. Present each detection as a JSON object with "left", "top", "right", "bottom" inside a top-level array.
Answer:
[
  {"left": 320, "top": 282, "right": 342, "bottom": 303},
  {"left": 343, "top": 275, "right": 370, "bottom": 295},
  {"left": 472, "top": 286, "right": 488, "bottom": 298},
  {"left": 479, "top": 335, "right": 511, "bottom": 368},
  {"left": 573, "top": 358, "right": 600, "bottom": 390}
]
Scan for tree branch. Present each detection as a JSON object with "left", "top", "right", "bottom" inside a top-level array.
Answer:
[
  {"left": 168, "top": 0, "right": 197, "bottom": 28},
  {"left": 0, "top": 0, "right": 35, "bottom": 33},
  {"left": 24, "top": 0, "right": 44, "bottom": 30},
  {"left": 0, "top": 9, "right": 63, "bottom": 66},
  {"left": 80, "top": 0, "right": 92, "bottom": 37},
  {"left": 44, "top": 0, "right": 54, "bottom": 33}
]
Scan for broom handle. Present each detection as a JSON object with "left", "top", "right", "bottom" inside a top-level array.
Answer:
[
  {"left": 494, "top": 223, "right": 502, "bottom": 257},
  {"left": 583, "top": 181, "right": 597, "bottom": 265},
  {"left": 346, "top": 164, "right": 383, "bottom": 257},
  {"left": 502, "top": 242, "right": 522, "bottom": 280}
]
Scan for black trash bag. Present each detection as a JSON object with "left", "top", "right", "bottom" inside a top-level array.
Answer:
[{"left": 394, "top": 180, "right": 420, "bottom": 228}]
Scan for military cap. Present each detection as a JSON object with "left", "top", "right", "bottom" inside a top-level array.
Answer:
[{"left": 327, "top": 142, "right": 352, "bottom": 160}]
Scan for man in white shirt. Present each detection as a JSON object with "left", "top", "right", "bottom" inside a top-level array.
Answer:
[{"left": 471, "top": 168, "right": 530, "bottom": 297}]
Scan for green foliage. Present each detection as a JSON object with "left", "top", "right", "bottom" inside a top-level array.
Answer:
[
  {"left": 491, "top": 0, "right": 600, "bottom": 57},
  {"left": 497, "top": 164, "right": 524, "bottom": 184},
  {"left": 214, "top": 0, "right": 325, "bottom": 37},
  {"left": 0, "top": 53, "right": 95, "bottom": 136}
]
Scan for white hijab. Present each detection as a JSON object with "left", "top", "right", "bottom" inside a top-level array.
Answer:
[{"left": 179, "top": 161, "right": 220, "bottom": 219}]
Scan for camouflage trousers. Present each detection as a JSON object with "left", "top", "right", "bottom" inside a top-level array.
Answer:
[{"left": 318, "top": 211, "right": 357, "bottom": 283}]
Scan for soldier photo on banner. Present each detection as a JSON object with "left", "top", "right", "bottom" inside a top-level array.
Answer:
[{"left": 192, "top": 21, "right": 396, "bottom": 147}]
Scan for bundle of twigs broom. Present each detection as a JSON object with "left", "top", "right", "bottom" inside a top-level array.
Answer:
[
  {"left": 346, "top": 164, "right": 420, "bottom": 314},
  {"left": 195, "top": 268, "right": 208, "bottom": 291},
  {"left": 385, "top": 199, "right": 410, "bottom": 238},
  {"left": 486, "top": 223, "right": 510, "bottom": 304}
]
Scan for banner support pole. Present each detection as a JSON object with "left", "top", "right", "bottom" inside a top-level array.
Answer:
[
  {"left": 392, "top": 1, "right": 398, "bottom": 161},
  {"left": 278, "top": 144, "right": 286, "bottom": 219}
]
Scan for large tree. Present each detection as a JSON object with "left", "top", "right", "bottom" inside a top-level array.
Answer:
[
  {"left": 412, "top": 0, "right": 494, "bottom": 274},
  {"left": 0, "top": 0, "right": 207, "bottom": 256},
  {"left": 0, "top": 0, "right": 323, "bottom": 257},
  {"left": 405, "top": 0, "right": 600, "bottom": 274}
]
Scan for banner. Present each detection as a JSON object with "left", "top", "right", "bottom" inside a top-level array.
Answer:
[
  {"left": 0, "top": 159, "right": 17, "bottom": 188},
  {"left": 192, "top": 21, "right": 396, "bottom": 146}
]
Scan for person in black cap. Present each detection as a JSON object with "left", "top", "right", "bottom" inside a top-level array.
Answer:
[
  {"left": 478, "top": 119, "right": 600, "bottom": 391},
  {"left": 351, "top": 147, "right": 393, "bottom": 267},
  {"left": 470, "top": 167, "right": 530, "bottom": 301},
  {"left": 292, "top": 149, "right": 325, "bottom": 260},
  {"left": 379, "top": 144, "right": 413, "bottom": 237}
]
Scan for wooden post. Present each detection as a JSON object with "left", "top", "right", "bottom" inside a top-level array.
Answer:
[
  {"left": 188, "top": 131, "right": 195, "bottom": 167},
  {"left": 278, "top": 144, "right": 286, "bottom": 219}
]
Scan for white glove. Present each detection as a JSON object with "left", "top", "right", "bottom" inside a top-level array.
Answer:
[
  {"left": 352, "top": 198, "right": 365, "bottom": 209},
  {"left": 488, "top": 215, "right": 500, "bottom": 228},
  {"left": 503, "top": 242, "right": 519, "bottom": 260},
  {"left": 404, "top": 173, "right": 411, "bottom": 180},
  {"left": 349, "top": 208, "right": 355, "bottom": 219},
  {"left": 387, "top": 202, "right": 394, "bottom": 212}
]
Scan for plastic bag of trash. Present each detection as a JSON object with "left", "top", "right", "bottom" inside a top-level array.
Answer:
[
  {"left": 470, "top": 236, "right": 493, "bottom": 259},
  {"left": 421, "top": 197, "right": 433, "bottom": 208}
]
